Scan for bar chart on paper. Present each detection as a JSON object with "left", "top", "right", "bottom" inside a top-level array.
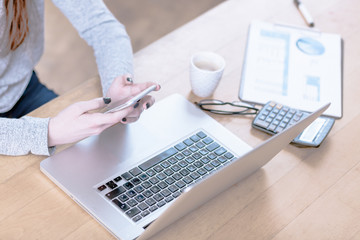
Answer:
[{"left": 239, "top": 21, "right": 343, "bottom": 118}]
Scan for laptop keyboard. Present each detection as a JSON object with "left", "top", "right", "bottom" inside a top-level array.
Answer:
[{"left": 96, "top": 131, "right": 236, "bottom": 223}]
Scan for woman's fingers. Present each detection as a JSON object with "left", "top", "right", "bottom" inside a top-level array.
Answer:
[{"left": 121, "top": 95, "right": 155, "bottom": 124}]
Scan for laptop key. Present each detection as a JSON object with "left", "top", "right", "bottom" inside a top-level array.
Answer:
[
  {"left": 146, "top": 169, "right": 156, "bottom": 177},
  {"left": 165, "top": 177, "right": 175, "bottom": 185},
  {"left": 182, "top": 149, "right": 192, "bottom": 156},
  {"left": 131, "top": 178, "right": 141, "bottom": 185},
  {"left": 165, "top": 196, "right": 174, "bottom": 203},
  {"left": 168, "top": 185, "right": 179, "bottom": 193},
  {"left": 203, "top": 137, "right": 213, "bottom": 145},
  {"left": 150, "top": 186, "right": 160, "bottom": 193},
  {"left": 118, "top": 194, "right": 129, "bottom": 202},
  {"left": 183, "top": 176, "right": 193, "bottom": 184},
  {"left": 143, "top": 190, "right": 153, "bottom": 198},
  {"left": 146, "top": 198, "right": 156, "bottom": 206},
  {"left": 127, "top": 199, "right": 138, "bottom": 207},
  {"left": 164, "top": 169, "right": 174, "bottom": 176},
  {"left": 139, "top": 173, "right": 148, "bottom": 181},
  {"left": 171, "top": 164, "right": 181, "bottom": 172},
  {"left": 158, "top": 181, "right": 168, "bottom": 189},
  {"left": 139, "top": 147, "right": 178, "bottom": 171},
  {"left": 113, "top": 176, "right": 122, "bottom": 182},
  {"left": 106, "top": 181, "right": 118, "bottom": 189},
  {"left": 106, "top": 186, "right": 126, "bottom": 199},
  {"left": 142, "top": 181, "right": 151, "bottom": 189},
  {"left": 126, "top": 207, "right": 140, "bottom": 218},
  {"left": 123, "top": 182, "right": 134, "bottom": 190},
  {"left": 149, "top": 177, "right": 159, "bottom": 185},
  {"left": 179, "top": 169, "right": 190, "bottom": 176},
  {"left": 207, "top": 153, "right": 217, "bottom": 160},
  {"left": 218, "top": 156, "right": 227, "bottom": 163},
  {"left": 121, "top": 172, "right": 133, "bottom": 181},
  {"left": 196, "top": 131, "right": 207, "bottom": 139},
  {"left": 172, "top": 191, "right": 181, "bottom": 198},
  {"left": 132, "top": 215, "right": 142, "bottom": 222},
  {"left": 97, "top": 185, "right": 106, "bottom": 191},
  {"left": 197, "top": 168, "right": 207, "bottom": 176},
  {"left": 190, "top": 134, "right": 200, "bottom": 142},
  {"left": 154, "top": 165, "right": 164, "bottom": 172},
  {"left": 225, "top": 152, "right": 234, "bottom": 159},
  {"left": 134, "top": 185, "right": 144, "bottom": 193},
  {"left": 215, "top": 147, "right": 226, "bottom": 156},
  {"left": 211, "top": 160, "right": 221, "bottom": 167},
  {"left": 206, "top": 142, "right": 220, "bottom": 152},
  {"left": 156, "top": 172, "right": 167, "bottom": 180},
  {"left": 157, "top": 201, "right": 166, "bottom": 208},
  {"left": 129, "top": 167, "right": 142, "bottom": 177},
  {"left": 127, "top": 190, "right": 137, "bottom": 198},
  {"left": 160, "top": 189, "right": 171, "bottom": 197},
  {"left": 183, "top": 138, "right": 194, "bottom": 146},
  {"left": 153, "top": 193, "right": 164, "bottom": 202},
  {"left": 174, "top": 142, "right": 187, "bottom": 151},
  {"left": 201, "top": 157, "right": 211, "bottom": 164},
  {"left": 135, "top": 194, "right": 146, "bottom": 203},
  {"left": 149, "top": 205, "right": 158, "bottom": 212},
  {"left": 204, "top": 164, "right": 214, "bottom": 171},
  {"left": 175, "top": 180, "right": 186, "bottom": 188},
  {"left": 112, "top": 199, "right": 129, "bottom": 212},
  {"left": 141, "top": 210, "right": 150, "bottom": 217},
  {"left": 190, "top": 172, "right": 200, "bottom": 180},
  {"left": 138, "top": 202, "right": 149, "bottom": 211},
  {"left": 173, "top": 173, "right": 182, "bottom": 180},
  {"left": 196, "top": 141, "right": 205, "bottom": 148}
]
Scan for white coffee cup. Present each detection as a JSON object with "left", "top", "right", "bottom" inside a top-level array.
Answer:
[{"left": 189, "top": 51, "right": 225, "bottom": 98}]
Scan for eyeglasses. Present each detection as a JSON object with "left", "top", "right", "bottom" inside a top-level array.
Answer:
[{"left": 194, "top": 99, "right": 259, "bottom": 115}]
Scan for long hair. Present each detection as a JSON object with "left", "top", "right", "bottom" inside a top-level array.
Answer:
[{"left": 4, "top": 0, "right": 29, "bottom": 51}]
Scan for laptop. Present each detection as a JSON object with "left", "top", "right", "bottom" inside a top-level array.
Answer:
[{"left": 40, "top": 93, "right": 329, "bottom": 240}]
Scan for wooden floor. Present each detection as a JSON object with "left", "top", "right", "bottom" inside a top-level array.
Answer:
[{"left": 35, "top": 0, "right": 224, "bottom": 95}]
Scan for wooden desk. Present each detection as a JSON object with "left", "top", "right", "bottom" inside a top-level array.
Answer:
[{"left": 1, "top": 0, "right": 360, "bottom": 239}]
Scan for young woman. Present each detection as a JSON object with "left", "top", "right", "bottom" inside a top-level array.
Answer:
[{"left": 0, "top": 0, "right": 160, "bottom": 156}]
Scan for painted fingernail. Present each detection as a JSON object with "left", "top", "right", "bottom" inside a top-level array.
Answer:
[
  {"left": 146, "top": 103, "right": 150, "bottom": 109},
  {"left": 133, "top": 102, "right": 139, "bottom": 109},
  {"left": 103, "top": 97, "right": 111, "bottom": 104},
  {"left": 122, "top": 118, "right": 127, "bottom": 122}
]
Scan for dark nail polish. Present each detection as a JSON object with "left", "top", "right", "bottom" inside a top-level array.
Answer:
[
  {"left": 103, "top": 97, "right": 111, "bottom": 104},
  {"left": 146, "top": 103, "right": 150, "bottom": 109},
  {"left": 122, "top": 118, "right": 127, "bottom": 122},
  {"left": 133, "top": 102, "right": 139, "bottom": 109}
]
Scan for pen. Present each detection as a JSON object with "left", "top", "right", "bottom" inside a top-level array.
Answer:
[{"left": 294, "top": 0, "right": 315, "bottom": 27}]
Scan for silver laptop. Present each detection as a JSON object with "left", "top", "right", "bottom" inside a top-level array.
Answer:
[{"left": 40, "top": 93, "right": 329, "bottom": 240}]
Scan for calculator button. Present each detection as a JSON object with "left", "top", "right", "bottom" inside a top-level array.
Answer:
[
  {"left": 265, "top": 117, "right": 273, "bottom": 123},
  {"left": 275, "top": 126, "right": 284, "bottom": 133},
  {"left": 269, "top": 101, "right": 276, "bottom": 107},
  {"left": 268, "top": 124, "right": 277, "bottom": 132},
  {"left": 254, "top": 120, "right": 269, "bottom": 129},
  {"left": 259, "top": 114, "right": 266, "bottom": 120}
]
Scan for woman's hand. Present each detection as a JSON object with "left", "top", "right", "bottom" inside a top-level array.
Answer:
[
  {"left": 48, "top": 76, "right": 160, "bottom": 146},
  {"left": 105, "top": 74, "right": 161, "bottom": 123}
]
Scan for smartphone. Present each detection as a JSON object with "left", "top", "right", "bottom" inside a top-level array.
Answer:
[{"left": 103, "top": 85, "right": 157, "bottom": 114}]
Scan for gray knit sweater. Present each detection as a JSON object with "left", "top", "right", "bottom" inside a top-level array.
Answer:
[{"left": 0, "top": 0, "right": 133, "bottom": 156}]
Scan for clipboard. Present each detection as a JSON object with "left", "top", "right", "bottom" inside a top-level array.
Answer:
[{"left": 239, "top": 20, "right": 343, "bottom": 118}]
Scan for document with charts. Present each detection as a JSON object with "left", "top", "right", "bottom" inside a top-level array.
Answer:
[{"left": 239, "top": 21, "right": 343, "bottom": 118}]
